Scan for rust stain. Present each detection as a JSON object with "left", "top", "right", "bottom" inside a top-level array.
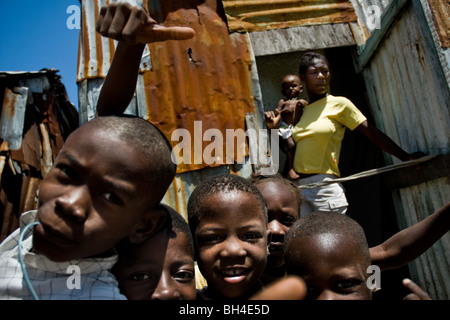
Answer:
[
  {"left": 82, "top": 4, "right": 91, "bottom": 79},
  {"left": 1, "top": 71, "right": 79, "bottom": 241},
  {"left": 427, "top": 0, "right": 450, "bottom": 48},
  {"left": 141, "top": 1, "right": 255, "bottom": 173},
  {"left": 94, "top": 0, "right": 104, "bottom": 76},
  {"left": 223, "top": 0, "right": 357, "bottom": 32},
  {"left": 2, "top": 88, "right": 17, "bottom": 119}
]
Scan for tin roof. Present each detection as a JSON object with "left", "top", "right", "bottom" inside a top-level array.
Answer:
[
  {"left": 223, "top": 0, "right": 358, "bottom": 33},
  {"left": 78, "top": 0, "right": 261, "bottom": 174},
  {"left": 0, "top": 69, "right": 79, "bottom": 241}
]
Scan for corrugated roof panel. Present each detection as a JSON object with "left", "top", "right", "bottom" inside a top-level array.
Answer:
[
  {"left": 361, "top": 4, "right": 450, "bottom": 299},
  {"left": 77, "top": 0, "right": 268, "bottom": 218},
  {"left": 0, "top": 70, "right": 79, "bottom": 242},
  {"left": 0, "top": 87, "right": 28, "bottom": 151},
  {"left": 363, "top": 6, "right": 450, "bottom": 159},
  {"left": 162, "top": 163, "right": 254, "bottom": 220},
  {"left": 223, "top": 0, "right": 358, "bottom": 32},
  {"left": 77, "top": 0, "right": 156, "bottom": 81},
  {"left": 426, "top": 0, "right": 449, "bottom": 48},
  {"left": 78, "top": 0, "right": 261, "bottom": 174}
]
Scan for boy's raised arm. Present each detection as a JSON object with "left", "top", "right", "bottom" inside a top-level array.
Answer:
[
  {"left": 370, "top": 201, "right": 450, "bottom": 270},
  {"left": 95, "top": 2, "right": 195, "bottom": 116}
]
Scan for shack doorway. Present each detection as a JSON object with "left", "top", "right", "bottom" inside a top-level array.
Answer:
[{"left": 255, "top": 45, "right": 411, "bottom": 300}]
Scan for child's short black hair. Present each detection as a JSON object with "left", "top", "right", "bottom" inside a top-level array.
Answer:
[
  {"left": 298, "top": 51, "right": 330, "bottom": 75},
  {"left": 114, "top": 203, "right": 194, "bottom": 259},
  {"left": 283, "top": 212, "right": 371, "bottom": 268},
  {"left": 85, "top": 115, "right": 177, "bottom": 203},
  {"left": 281, "top": 74, "right": 300, "bottom": 83},
  {"left": 162, "top": 204, "right": 194, "bottom": 256},
  {"left": 249, "top": 173, "right": 303, "bottom": 213},
  {"left": 187, "top": 173, "right": 268, "bottom": 237}
]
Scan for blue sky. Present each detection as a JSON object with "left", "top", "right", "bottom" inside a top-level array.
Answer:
[{"left": 0, "top": 0, "right": 81, "bottom": 110}]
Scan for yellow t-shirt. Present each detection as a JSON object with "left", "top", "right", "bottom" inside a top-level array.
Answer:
[{"left": 292, "top": 95, "right": 367, "bottom": 177}]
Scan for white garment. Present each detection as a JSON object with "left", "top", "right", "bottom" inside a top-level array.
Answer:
[
  {"left": 0, "top": 211, "right": 126, "bottom": 300},
  {"left": 293, "top": 174, "right": 348, "bottom": 217},
  {"left": 278, "top": 121, "right": 294, "bottom": 139}
]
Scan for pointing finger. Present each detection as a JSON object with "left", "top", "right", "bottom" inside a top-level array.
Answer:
[{"left": 136, "top": 24, "right": 195, "bottom": 43}]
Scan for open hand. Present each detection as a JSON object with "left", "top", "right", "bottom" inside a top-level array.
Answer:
[{"left": 264, "top": 110, "right": 282, "bottom": 130}]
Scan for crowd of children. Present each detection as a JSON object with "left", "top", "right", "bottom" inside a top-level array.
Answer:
[{"left": 0, "top": 2, "right": 448, "bottom": 301}]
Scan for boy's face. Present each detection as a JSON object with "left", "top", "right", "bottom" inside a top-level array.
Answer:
[
  {"left": 281, "top": 76, "right": 302, "bottom": 99},
  {"left": 33, "top": 125, "right": 162, "bottom": 262},
  {"left": 286, "top": 233, "right": 372, "bottom": 300},
  {"left": 301, "top": 58, "right": 330, "bottom": 97},
  {"left": 256, "top": 181, "right": 299, "bottom": 269},
  {"left": 195, "top": 191, "right": 268, "bottom": 299},
  {"left": 113, "top": 229, "right": 196, "bottom": 300}
]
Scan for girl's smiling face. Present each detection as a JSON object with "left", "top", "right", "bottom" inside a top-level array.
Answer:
[{"left": 195, "top": 190, "right": 268, "bottom": 299}]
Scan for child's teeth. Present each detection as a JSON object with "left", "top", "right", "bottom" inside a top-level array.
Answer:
[{"left": 223, "top": 269, "right": 244, "bottom": 276}]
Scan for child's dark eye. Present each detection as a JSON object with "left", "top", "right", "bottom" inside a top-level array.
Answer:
[
  {"left": 56, "top": 164, "right": 77, "bottom": 181},
  {"left": 173, "top": 270, "right": 195, "bottom": 282},
  {"left": 102, "top": 192, "right": 123, "bottom": 205},
  {"left": 242, "top": 231, "right": 263, "bottom": 242},
  {"left": 335, "top": 279, "right": 363, "bottom": 292},
  {"left": 197, "top": 234, "right": 222, "bottom": 244},
  {"left": 130, "top": 273, "right": 152, "bottom": 281},
  {"left": 280, "top": 216, "right": 296, "bottom": 227}
]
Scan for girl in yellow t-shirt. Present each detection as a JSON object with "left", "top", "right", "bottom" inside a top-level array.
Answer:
[{"left": 265, "top": 52, "right": 424, "bottom": 216}]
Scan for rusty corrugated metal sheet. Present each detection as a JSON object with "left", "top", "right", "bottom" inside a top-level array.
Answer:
[
  {"left": 162, "top": 163, "right": 254, "bottom": 220},
  {"left": 0, "top": 87, "right": 28, "bottom": 151},
  {"left": 77, "top": 0, "right": 268, "bottom": 218},
  {"left": 427, "top": 0, "right": 450, "bottom": 48},
  {"left": 223, "top": 0, "right": 358, "bottom": 32},
  {"left": 78, "top": 0, "right": 261, "bottom": 174},
  {"left": 359, "top": 3, "right": 450, "bottom": 299},
  {"left": 77, "top": 0, "right": 153, "bottom": 81},
  {"left": 0, "top": 70, "right": 79, "bottom": 241}
]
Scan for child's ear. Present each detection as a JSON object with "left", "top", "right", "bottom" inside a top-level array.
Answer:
[
  {"left": 128, "top": 207, "right": 168, "bottom": 244},
  {"left": 267, "top": 230, "right": 272, "bottom": 254}
]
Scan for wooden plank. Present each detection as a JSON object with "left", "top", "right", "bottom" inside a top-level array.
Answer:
[
  {"left": 356, "top": 0, "right": 410, "bottom": 72},
  {"left": 382, "top": 154, "right": 450, "bottom": 190},
  {"left": 249, "top": 23, "right": 356, "bottom": 56}
]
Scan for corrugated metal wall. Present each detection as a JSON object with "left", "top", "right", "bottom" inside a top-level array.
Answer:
[
  {"left": 357, "top": 1, "right": 450, "bottom": 299},
  {"left": 0, "top": 70, "right": 79, "bottom": 241},
  {"left": 77, "top": 0, "right": 264, "bottom": 219},
  {"left": 223, "top": 0, "right": 358, "bottom": 32}
]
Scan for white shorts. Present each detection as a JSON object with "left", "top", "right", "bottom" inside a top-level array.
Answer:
[{"left": 293, "top": 174, "right": 348, "bottom": 217}]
